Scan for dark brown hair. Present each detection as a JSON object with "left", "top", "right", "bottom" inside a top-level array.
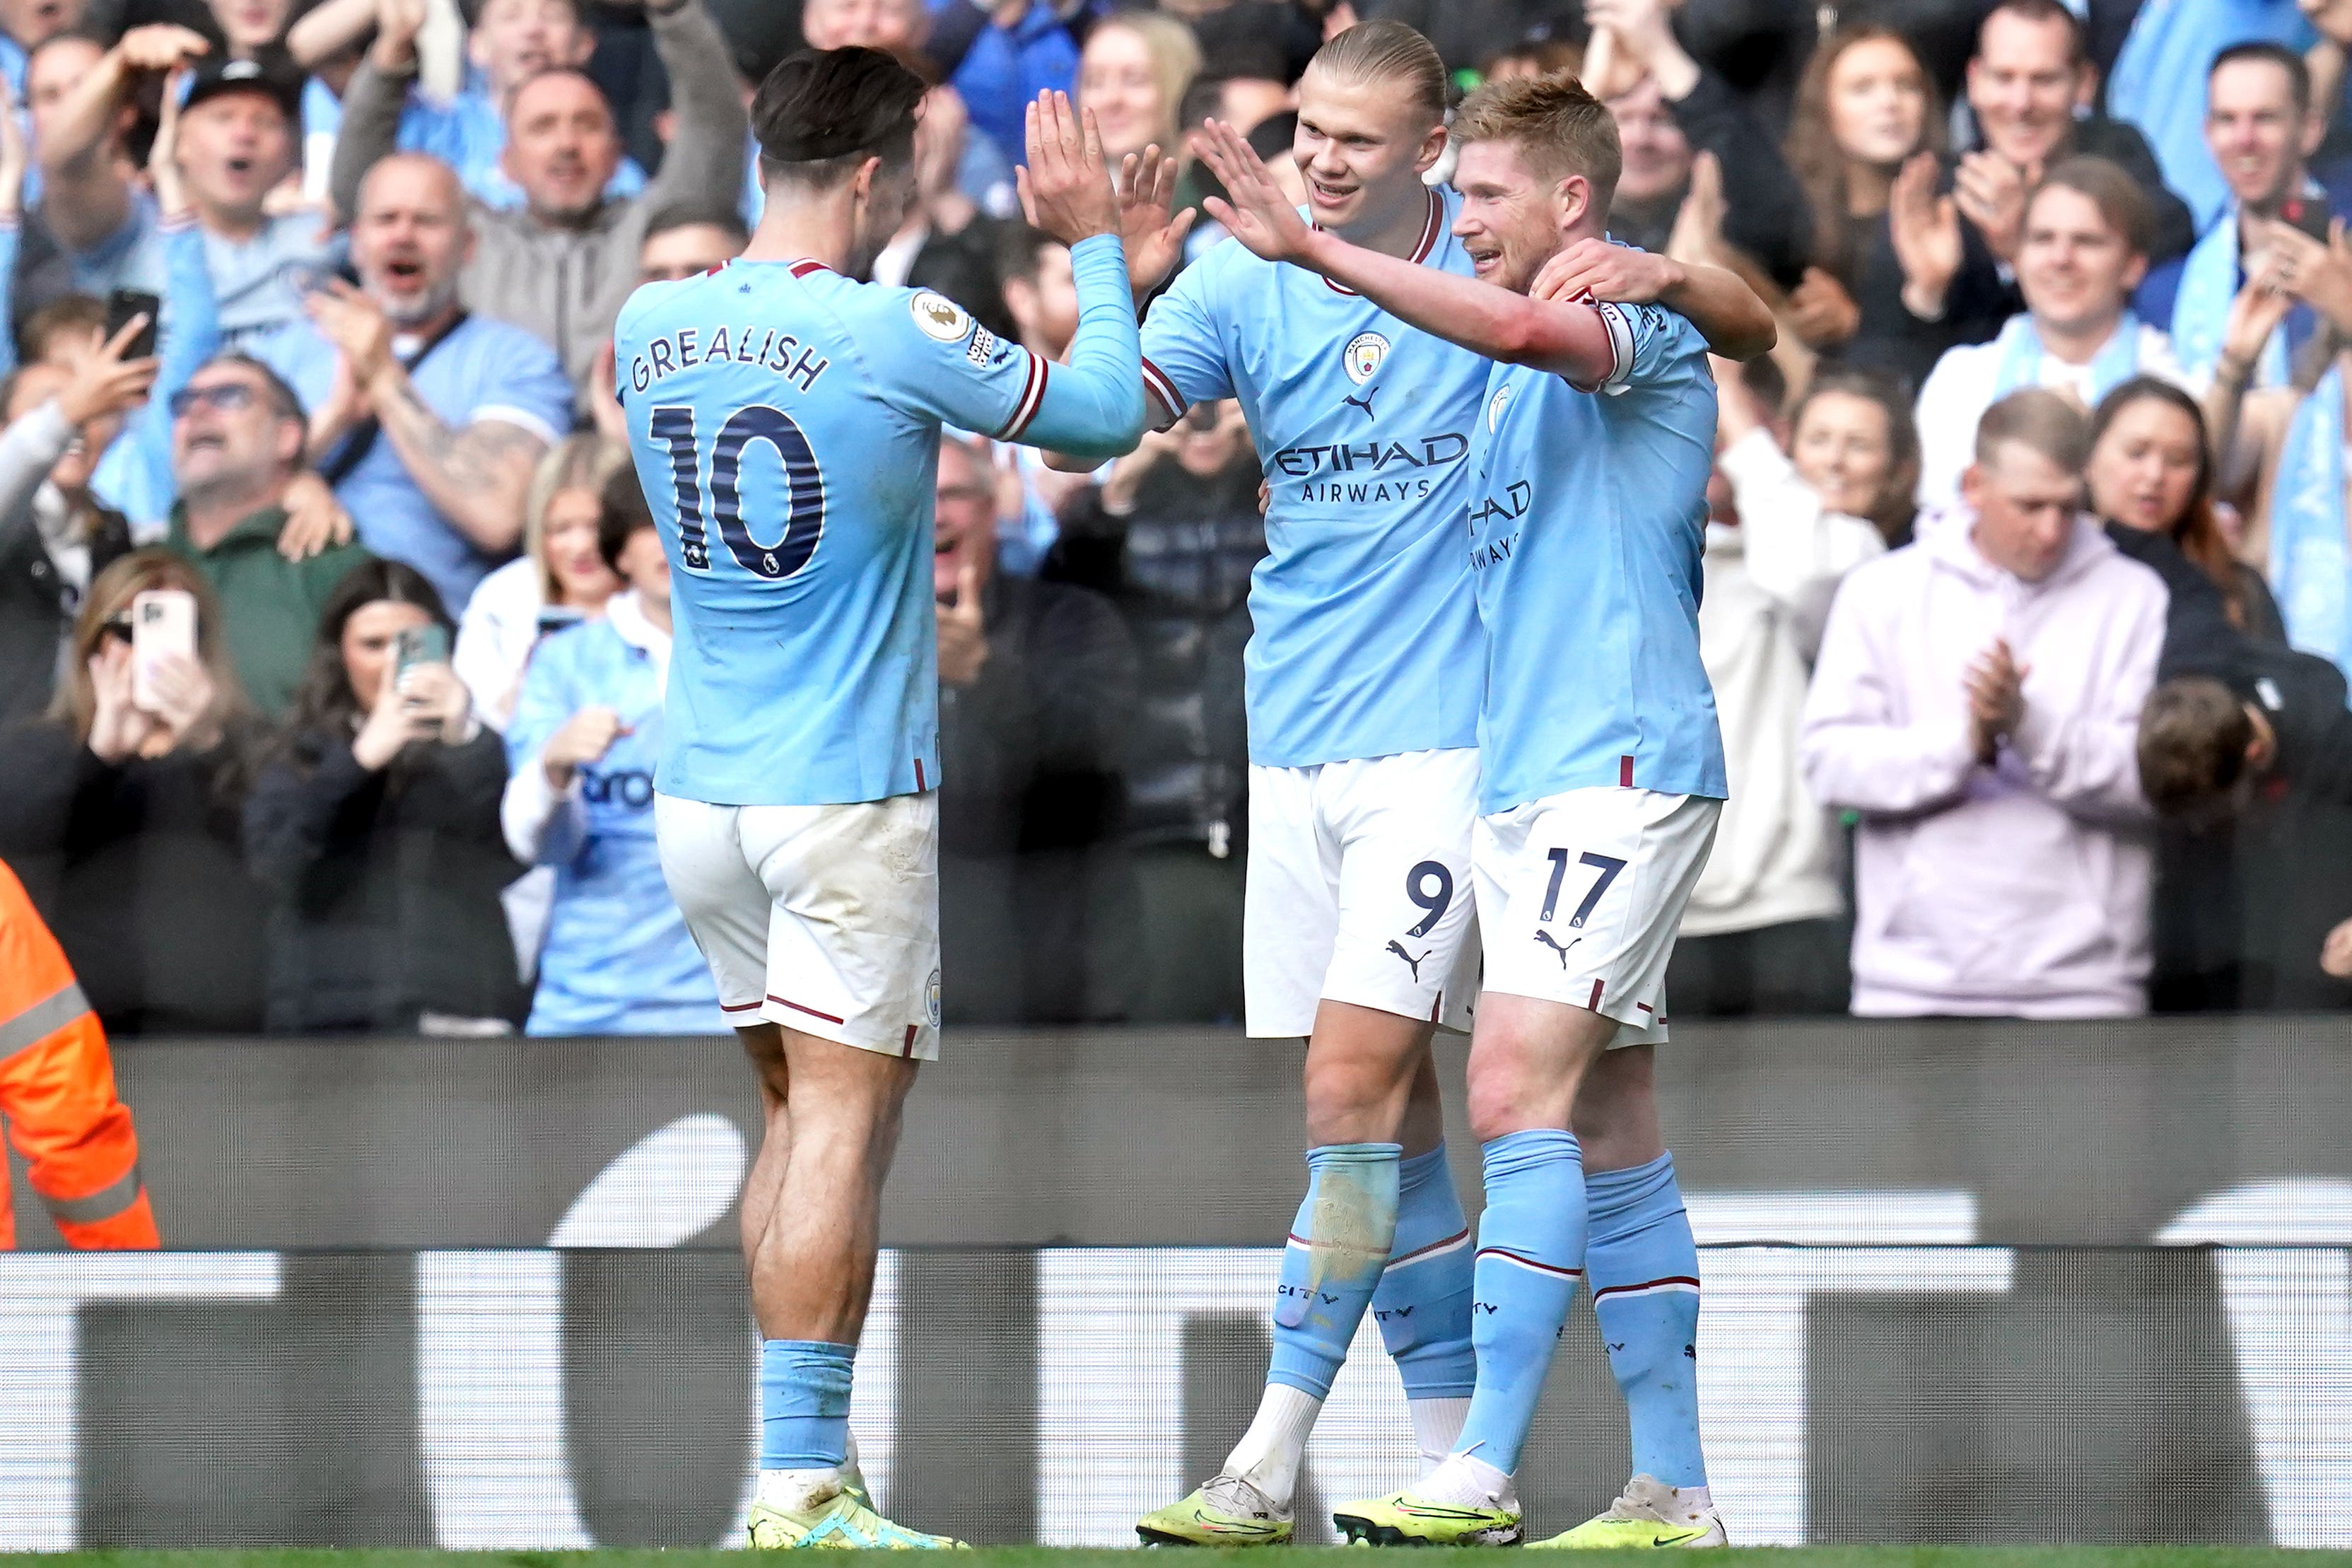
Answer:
[
  {"left": 2090, "top": 377, "right": 2249, "bottom": 627},
  {"left": 1784, "top": 27, "right": 1945, "bottom": 283},
  {"left": 1791, "top": 366, "right": 1922, "bottom": 543},
  {"left": 2138, "top": 677, "right": 2254, "bottom": 819}
]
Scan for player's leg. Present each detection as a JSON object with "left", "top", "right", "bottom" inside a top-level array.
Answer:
[
  {"left": 1371, "top": 1002, "right": 1479, "bottom": 1466},
  {"left": 1337, "top": 788, "right": 1719, "bottom": 1547},
  {"left": 1139, "top": 755, "right": 1477, "bottom": 1545},
  {"left": 1541, "top": 1046, "right": 1724, "bottom": 1548},
  {"left": 739, "top": 1026, "right": 790, "bottom": 1268},
  {"left": 1331, "top": 991, "right": 1612, "bottom": 1546}
]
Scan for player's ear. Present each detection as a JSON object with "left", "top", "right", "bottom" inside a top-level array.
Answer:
[
  {"left": 1413, "top": 119, "right": 1447, "bottom": 176},
  {"left": 851, "top": 156, "right": 882, "bottom": 202}
]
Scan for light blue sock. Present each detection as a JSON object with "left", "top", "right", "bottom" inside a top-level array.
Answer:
[
  {"left": 1453, "top": 1129, "right": 1586, "bottom": 1476},
  {"left": 1267, "top": 1142, "right": 1402, "bottom": 1398},
  {"left": 1372, "top": 1143, "right": 1476, "bottom": 1401},
  {"left": 760, "top": 1338, "right": 854, "bottom": 1470},
  {"left": 1585, "top": 1152, "right": 1708, "bottom": 1488}
]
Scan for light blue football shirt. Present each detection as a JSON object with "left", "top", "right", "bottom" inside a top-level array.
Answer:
[
  {"left": 1139, "top": 187, "right": 1487, "bottom": 769},
  {"left": 1469, "top": 299, "right": 1726, "bottom": 815},
  {"left": 614, "top": 233, "right": 1140, "bottom": 807},
  {"left": 254, "top": 312, "right": 576, "bottom": 614}
]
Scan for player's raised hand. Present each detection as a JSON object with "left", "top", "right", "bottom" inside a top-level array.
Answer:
[
  {"left": 1531, "top": 237, "right": 1681, "bottom": 305},
  {"left": 1018, "top": 90, "right": 1120, "bottom": 245},
  {"left": 1117, "top": 143, "right": 1195, "bottom": 296},
  {"left": 1195, "top": 118, "right": 1312, "bottom": 265}
]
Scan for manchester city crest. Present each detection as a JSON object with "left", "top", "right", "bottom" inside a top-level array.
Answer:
[{"left": 1342, "top": 331, "right": 1388, "bottom": 385}]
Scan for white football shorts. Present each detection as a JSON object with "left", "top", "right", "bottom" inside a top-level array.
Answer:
[
  {"left": 1244, "top": 747, "right": 1482, "bottom": 1038},
  {"left": 1475, "top": 787, "right": 1720, "bottom": 1048},
  {"left": 655, "top": 791, "right": 942, "bottom": 1060}
]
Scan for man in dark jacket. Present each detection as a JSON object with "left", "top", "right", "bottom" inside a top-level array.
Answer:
[
  {"left": 933, "top": 435, "right": 1139, "bottom": 1024},
  {"left": 2139, "top": 622, "right": 2352, "bottom": 1012},
  {"left": 1586, "top": 0, "right": 1813, "bottom": 291},
  {"left": 1955, "top": 0, "right": 2197, "bottom": 271}
]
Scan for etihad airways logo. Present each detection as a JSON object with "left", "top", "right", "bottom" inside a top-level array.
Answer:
[{"left": 1270, "top": 433, "right": 1471, "bottom": 506}]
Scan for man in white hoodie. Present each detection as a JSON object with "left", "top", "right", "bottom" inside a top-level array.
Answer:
[{"left": 1801, "top": 387, "right": 2167, "bottom": 1018}]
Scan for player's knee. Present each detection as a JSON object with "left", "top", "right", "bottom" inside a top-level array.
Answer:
[
  {"left": 1302, "top": 1049, "right": 1412, "bottom": 1142},
  {"left": 1464, "top": 1068, "right": 1547, "bottom": 1145}
]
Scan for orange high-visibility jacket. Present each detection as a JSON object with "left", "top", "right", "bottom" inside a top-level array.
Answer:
[{"left": 0, "top": 858, "right": 158, "bottom": 1250}]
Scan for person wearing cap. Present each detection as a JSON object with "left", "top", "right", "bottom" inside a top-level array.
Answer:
[
  {"left": 35, "top": 28, "right": 338, "bottom": 346},
  {"left": 330, "top": 0, "right": 747, "bottom": 396}
]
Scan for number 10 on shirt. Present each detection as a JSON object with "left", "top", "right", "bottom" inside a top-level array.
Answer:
[{"left": 647, "top": 403, "right": 829, "bottom": 580}]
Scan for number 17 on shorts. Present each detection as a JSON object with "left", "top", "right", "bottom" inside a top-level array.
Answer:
[{"left": 1473, "top": 786, "right": 1721, "bottom": 1041}]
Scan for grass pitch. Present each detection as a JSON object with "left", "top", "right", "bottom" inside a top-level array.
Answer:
[{"left": 13, "top": 1550, "right": 2350, "bottom": 1567}]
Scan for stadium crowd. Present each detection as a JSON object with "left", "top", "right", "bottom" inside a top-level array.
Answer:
[{"left": 1, "top": 0, "right": 2351, "bottom": 1036}]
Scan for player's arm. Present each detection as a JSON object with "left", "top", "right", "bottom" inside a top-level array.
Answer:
[
  {"left": 1531, "top": 240, "right": 1775, "bottom": 361},
  {"left": 997, "top": 97, "right": 1166, "bottom": 467},
  {"left": 1191, "top": 119, "right": 1617, "bottom": 385}
]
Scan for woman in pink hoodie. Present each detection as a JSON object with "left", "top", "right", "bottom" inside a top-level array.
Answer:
[{"left": 1799, "top": 388, "right": 2170, "bottom": 1017}]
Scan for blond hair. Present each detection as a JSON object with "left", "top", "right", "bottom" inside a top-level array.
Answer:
[
  {"left": 1082, "top": 11, "right": 1202, "bottom": 153},
  {"left": 1452, "top": 71, "right": 1622, "bottom": 206},
  {"left": 47, "top": 549, "right": 250, "bottom": 746},
  {"left": 523, "top": 435, "right": 633, "bottom": 604},
  {"left": 1310, "top": 21, "right": 1449, "bottom": 124}
]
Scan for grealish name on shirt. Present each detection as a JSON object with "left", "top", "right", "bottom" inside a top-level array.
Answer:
[{"left": 629, "top": 325, "right": 831, "bottom": 395}]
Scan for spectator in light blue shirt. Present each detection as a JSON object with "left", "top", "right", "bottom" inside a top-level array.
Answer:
[
  {"left": 502, "top": 464, "right": 722, "bottom": 1037},
  {"left": 291, "top": 0, "right": 647, "bottom": 212},
  {"left": 37, "top": 40, "right": 339, "bottom": 347},
  {"left": 254, "top": 151, "right": 572, "bottom": 613}
]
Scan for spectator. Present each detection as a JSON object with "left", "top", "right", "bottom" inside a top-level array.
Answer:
[
  {"left": 1479, "top": 39, "right": 1581, "bottom": 83},
  {"left": 2144, "top": 43, "right": 2348, "bottom": 386},
  {"left": 41, "top": 36, "right": 332, "bottom": 346},
  {"left": 2202, "top": 231, "right": 2352, "bottom": 674},
  {"left": 1587, "top": 0, "right": 1813, "bottom": 292},
  {"left": 1162, "top": 0, "right": 1316, "bottom": 86},
  {"left": 1954, "top": 0, "right": 2195, "bottom": 274},
  {"left": 290, "top": 0, "right": 651, "bottom": 212},
  {"left": 2107, "top": 0, "right": 2318, "bottom": 235},
  {"left": 1674, "top": 365, "right": 1891, "bottom": 1017},
  {"left": 1801, "top": 389, "right": 2167, "bottom": 1019},
  {"left": 1358, "top": 0, "right": 1553, "bottom": 77},
  {"left": 0, "top": 317, "right": 156, "bottom": 727},
  {"left": 501, "top": 464, "right": 720, "bottom": 1036},
  {"left": 990, "top": 221, "right": 1094, "bottom": 574},
  {"left": 783, "top": 0, "right": 1015, "bottom": 226},
  {"left": 2139, "top": 650, "right": 2352, "bottom": 1009},
  {"left": 1781, "top": 26, "right": 1991, "bottom": 388},
  {"left": 162, "top": 351, "right": 375, "bottom": 714},
  {"left": 454, "top": 433, "right": 626, "bottom": 730},
  {"left": 0, "top": 0, "right": 84, "bottom": 95},
  {"left": 205, "top": 0, "right": 294, "bottom": 58},
  {"left": 1059, "top": 399, "right": 1261, "bottom": 1024},
  {"left": 636, "top": 213, "right": 746, "bottom": 284},
  {"left": 0, "top": 549, "right": 266, "bottom": 1033},
  {"left": 1913, "top": 159, "right": 2185, "bottom": 513},
  {"left": 1078, "top": 10, "right": 1200, "bottom": 174},
  {"left": 7, "top": 57, "right": 228, "bottom": 533},
  {"left": 925, "top": 0, "right": 1078, "bottom": 181},
  {"left": 329, "top": 0, "right": 747, "bottom": 394},
  {"left": 244, "top": 558, "right": 525, "bottom": 1034},
  {"left": 258, "top": 153, "right": 571, "bottom": 614},
  {"left": 933, "top": 433, "right": 1139, "bottom": 1024},
  {"left": 2088, "top": 375, "right": 2285, "bottom": 655},
  {"left": 871, "top": 86, "right": 1017, "bottom": 341}
]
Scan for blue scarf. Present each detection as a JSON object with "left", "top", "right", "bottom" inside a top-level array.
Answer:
[
  {"left": 2269, "top": 362, "right": 2352, "bottom": 676},
  {"left": 2110, "top": 0, "right": 2315, "bottom": 233},
  {"left": 1989, "top": 311, "right": 2147, "bottom": 404},
  {"left": 2172, "top": 210, "right": 2291, "bottom": 387}
]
